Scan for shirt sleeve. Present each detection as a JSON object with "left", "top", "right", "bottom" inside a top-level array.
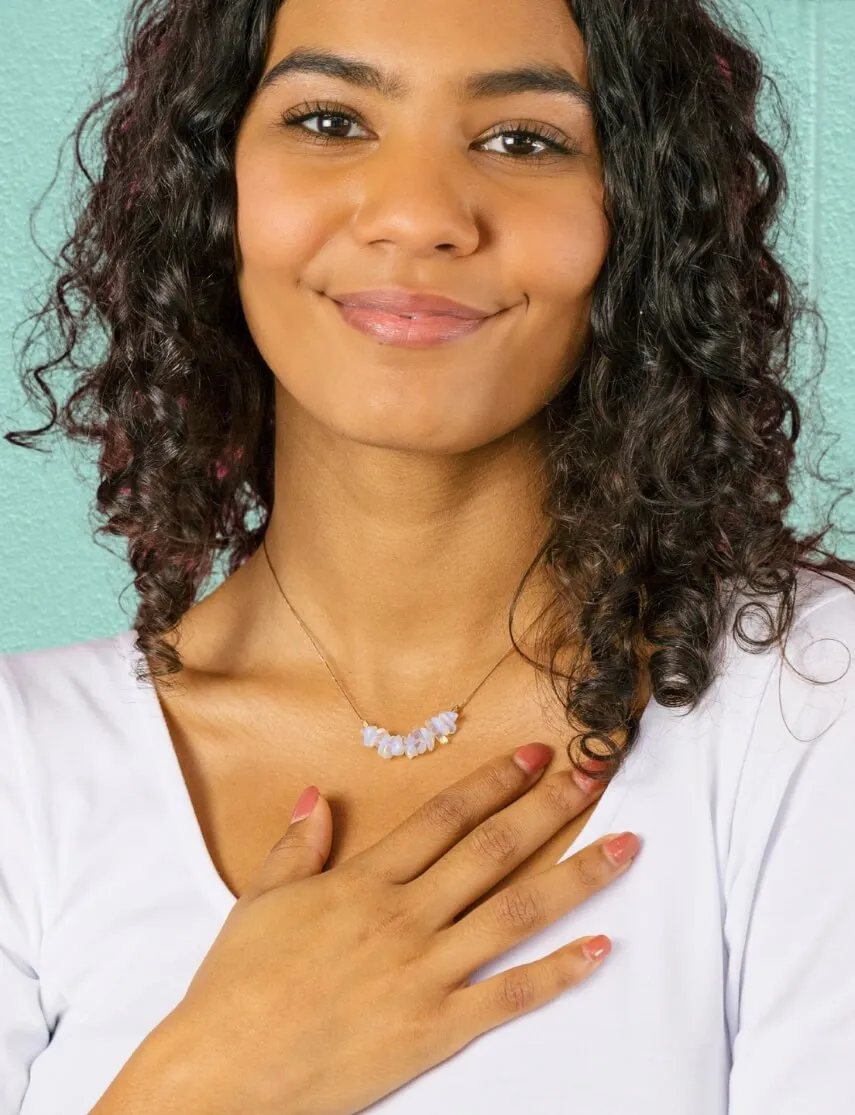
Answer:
[
  {"left": 727, "top": 585, "right": 855, "bottom": 1113},
  {"left": 0, "top": 658, "right": 51, "bottom": 1115}
]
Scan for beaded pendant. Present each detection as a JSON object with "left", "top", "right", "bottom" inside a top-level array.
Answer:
[{"left": 361, "top": 708, "right": 460, "bottom": 759}]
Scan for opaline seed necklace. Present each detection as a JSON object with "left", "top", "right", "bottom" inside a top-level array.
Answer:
[{"left": 262, "top": 536, "right": 526, "bottom": 761}]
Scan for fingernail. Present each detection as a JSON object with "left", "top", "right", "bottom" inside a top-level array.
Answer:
[
  {"left": 602, "top": 832, "right": 640, "bottom": 865},
  {"left": 582, "top": 935, "right": 612, "bottom": 963},
  {"left": 290, "top": 785, "right": 319, "bottom": 824},
  {"left": 571, "top": 770, "right": 603, "bottom": 793},
  {"left": 513, "top": 742, "right": 553, "bottom": 774}
]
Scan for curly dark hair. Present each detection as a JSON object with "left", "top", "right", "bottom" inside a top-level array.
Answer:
[{"left": 6, "top": 0, "right": 855, "bottom": 786}]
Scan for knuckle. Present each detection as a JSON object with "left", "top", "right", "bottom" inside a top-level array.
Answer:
[
  {"left": 370, "top": 892, "right": 414, "bottom": 936},
  {"left": 493, "top": 886, "right": 545, "bottom": 933},
  {"left": 269, "top": 831, "right": 297, "bottom": 854},
  {"left": 396, "top": 1005, "right": 431, "bottom": 1052},
  {"left": 572, "top": 850, "right": 606, "bottom": 892},
  {"left": 469, "top": 818, "right": 520, "bottom": 865},
  {"left": 540, "top": 773, "right": 578, "bottom": 815},
  {"left": 269, "top": 836, "right": 324, "bottom": 873},
  {"left": 553, "top": 948, "right": 585, "bottom": 987},
  {"left": 498, "top": 967, "right": 537, "bottom": 1014},
  {"left": 336, "top": 857, "right": 370, "bottom": 888},
  {"left": 372, "top": 895, "right": 416, "bottom": 939},
  {"left": 421, "top": 790, "right": 470, "bottom": 836},
  {"left": 483, "top": 761, "right": 518, "bottom": 797}
]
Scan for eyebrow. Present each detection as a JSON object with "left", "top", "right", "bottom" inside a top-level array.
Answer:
[{"left": 258, "top": 47, "right": 595, "bottom": 114}]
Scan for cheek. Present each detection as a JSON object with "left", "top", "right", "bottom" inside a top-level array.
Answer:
[
  {"left": 523, "top": 186, "right": 609, "bottom": 306},
  {"left": 235, "top": 157, "right": 327, "bottom": 279},
  {"left": 504, "top": 191, "right": 607, "bottom": 383}
]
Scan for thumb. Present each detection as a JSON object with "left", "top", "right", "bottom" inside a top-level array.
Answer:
[{"left": 251, "top": 785, "right": 333, "bottom": 896}]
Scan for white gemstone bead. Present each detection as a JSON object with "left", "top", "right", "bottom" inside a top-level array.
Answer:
[
  {"left": 389, "top": 735, "right": 405, "bottom": 757},
  {"left": 426, "top": 711, "right": 458, "bottom": 737},
  {"left": 406, "top": 727, "right": 433, "bottom": 753},
  {"left": 362, "top": 725, "right": 386, "bottom": 749}
]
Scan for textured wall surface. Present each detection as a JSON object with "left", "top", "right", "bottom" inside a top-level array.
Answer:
[{"left": 1, "top": 0, "right": 853, "bottom": 654}]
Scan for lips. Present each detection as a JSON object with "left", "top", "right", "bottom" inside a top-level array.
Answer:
[
  {"left": 328, "top": 288, "right": 493, "bottom": 320},
  {"left": 331, "top": 300, "right": 494, "bottom": 347}
]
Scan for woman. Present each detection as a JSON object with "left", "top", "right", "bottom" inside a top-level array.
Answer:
[{"left": 2, "top": 0, "right": 854, "bottom": 1111}]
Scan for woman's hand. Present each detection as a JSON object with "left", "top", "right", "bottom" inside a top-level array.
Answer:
[{"left": 102, "top": 743, "right": 639, "bottom": 1115}]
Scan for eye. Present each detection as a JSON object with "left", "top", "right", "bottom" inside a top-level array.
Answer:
[
  {"left": 279, "top": 100, "right": 581, "bottom": 162},
  {"left": 479, "top": 119, "right": 580, "bottom": 161},
  {"left": 281, "top": 101, "right": 365, "bottom": 143}
]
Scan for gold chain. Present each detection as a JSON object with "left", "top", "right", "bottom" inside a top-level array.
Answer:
[{"left": 261, "top": 535, "right": 535, "bottom": 727}]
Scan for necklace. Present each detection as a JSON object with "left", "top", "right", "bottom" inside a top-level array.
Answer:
[{"left": 261, "top": 536, "right": 531, "bottom": 761}]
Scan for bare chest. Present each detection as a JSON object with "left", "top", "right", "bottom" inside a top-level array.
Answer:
[{"left": 158, "top": 683, "right": 601, "bottom": 911}]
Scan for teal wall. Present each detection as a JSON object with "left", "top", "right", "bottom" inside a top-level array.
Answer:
[{"left": 1, "top": 0, "right": 853, "bottom": 654}]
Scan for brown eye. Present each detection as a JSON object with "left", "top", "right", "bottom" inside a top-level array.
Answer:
[
  {"left": 479, "top": 124, "right": 579, "bottom": 161},
  {"left": 280, "top": 100, "right": 367, "bottom": 142}
]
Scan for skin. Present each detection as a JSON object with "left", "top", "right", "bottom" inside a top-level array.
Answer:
[{"left": 155, "top": 0, "right": 619, "bottom": 899}]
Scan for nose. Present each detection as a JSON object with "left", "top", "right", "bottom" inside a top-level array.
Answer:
[{"left": 345, "top": 143, "right": 482, "bottom": 259}]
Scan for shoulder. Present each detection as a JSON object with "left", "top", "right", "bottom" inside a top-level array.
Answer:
[
  {"left": 735, "top": 567, "right": 855, "bottom": 749},
  {"left": 0, "top": 628, "right": 152, "bottom": 848},
  {"left": 0, "top": 628, "right": 145, "bottom": 750},
  {"left": 717, "top": 573, "right": 855, "bottom": 1107},
  {"left": 632, "top": 569, "right": 855, "bottom": 885},
  {"left": 719, "top": 565, "right": 855, "bottom": 672},
  {"left": 706, "top": 566, "right": 855, "bottom": 726},
  {"left": 0, "top": 630, "right": 160, "bottom": 929},
  {"left": 720, "top": 568, "right": 855, "bottom": 884},
  {"left": 0, "top": 627, "right": 140, "bottom": 708}
]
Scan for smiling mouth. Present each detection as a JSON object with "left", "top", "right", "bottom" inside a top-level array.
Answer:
[{"left": 324, "top": 293, "right": 504, "bottom": 348}]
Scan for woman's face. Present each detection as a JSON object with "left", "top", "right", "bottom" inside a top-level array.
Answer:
[{"left": 234, "top": 0, "right": 608, "bottom": 454}]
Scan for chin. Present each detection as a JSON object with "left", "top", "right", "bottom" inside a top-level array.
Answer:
[
  {"left": 275, "top": 370, "right": 541, "bottom": 456},
  {"left": 335, "top": 418, "right": 496, "bottom": 456},
  {"left": 320, "top": 396, "right": 514, "bottom": 456}
]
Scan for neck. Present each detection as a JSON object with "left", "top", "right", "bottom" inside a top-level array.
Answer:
[{"left": 234, "top": 395, "right": 564, "bottom": 716}]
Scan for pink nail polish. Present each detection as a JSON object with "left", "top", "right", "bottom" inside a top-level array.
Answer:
[
  {"left": 603, "top": 832, "right": 640, "bottom": 865},
  {"left": 513, "top": 742, "right": 553, "bottom": 774},
  {"left": 572, "top": 770, "right": 601, "bottom": 793},
  {"left": 290, "top": 785, "right": 319, "bottom": 824},
  {"left": 583, "top": 935, "right": 611, "bottom": 962}
]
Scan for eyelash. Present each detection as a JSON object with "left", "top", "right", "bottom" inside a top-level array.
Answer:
[{"left": 279, "top": 99, "right": 580, "bottom": 162}]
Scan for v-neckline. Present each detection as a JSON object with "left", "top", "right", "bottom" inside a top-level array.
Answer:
[{"left": 116, "top": 628, "right": 648, "bottom": 920}]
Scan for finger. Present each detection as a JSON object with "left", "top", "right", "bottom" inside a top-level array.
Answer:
[
  {"left": 410, "top": 769, "right": 609, "bottom": 928},
  {"left": 443, "top": 930, "right": 613, "bottom": 1043},
  {"left": 429, "top": 832, "right": 639, "bottom": 985},
  {"left": 243, "top": 785, "right": 333, "bottom": 900},
  {"left": 353, "top": 743, "right": 555, "bottom": 884}
]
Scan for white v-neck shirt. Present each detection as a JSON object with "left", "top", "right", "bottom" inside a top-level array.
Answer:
[{"left": 2, "top": 568, "right": 855, "bottom": 1114}]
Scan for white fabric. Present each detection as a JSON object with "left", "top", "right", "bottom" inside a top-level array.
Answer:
[{"left": 1, "top": 567, "right": 855, "bottom": 1114}]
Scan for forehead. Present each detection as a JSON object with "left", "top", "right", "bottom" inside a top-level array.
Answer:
[{"left": 265, "top": 0, "right": 590, "bottom": 92}]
